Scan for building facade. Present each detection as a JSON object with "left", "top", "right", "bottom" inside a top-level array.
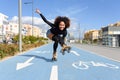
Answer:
[
  {"left": 0, "top": 13, "right": 8, "bottom": 25},
  {"left": 0, "top": 13, "right": 46, "bottom": 43},
  {"left": 32, "top": 25, "right": 42, "bottom": 37},
  {"left": 0, "top": 13, "right": 9, "bottom": 42},
  {"left": 8, "top": 23, "right": 42, "bottom": 37},
  {"left": 84, "top": 30, "right": 99, "bottom": 42},
  {"left": 102, "top": 25, "right": 120, "bottom": 47}
]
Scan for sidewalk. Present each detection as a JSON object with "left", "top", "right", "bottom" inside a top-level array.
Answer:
[{"left": 70, "top": 43, "right": 120, "bottom": 62}]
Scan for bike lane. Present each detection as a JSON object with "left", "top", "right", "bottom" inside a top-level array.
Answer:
[
  {"left": 57, "top": 46, "right": 120, "bottom": 80},
  {"left": 0, "top": 44, "right": 55, "bottom": 80},
  {"left": 0, "top": 43, "right": 120, "bottom": 80}
]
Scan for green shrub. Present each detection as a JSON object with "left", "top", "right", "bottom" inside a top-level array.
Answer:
[
  {"left": 0, "top": 51, "right": 5, "bottom": 59},
  {"left": 13, "top": 35, "right": 19, "bottom": 43},
  {"left": 0, "top": 35, "right": 48, "bottom": 60}
]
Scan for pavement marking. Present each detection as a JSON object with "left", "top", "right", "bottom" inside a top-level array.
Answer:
[
  {"left": 50, "top": 65, "right": 58, "bottom": 80},
  {"left": 16, "top": 56, "right": 35, "bottom": 70},
  {"left": 34, "top": 50, "right": 51, "bottom": 54},
  {"left": 70, "top": 50, "right": 80, "bottom": 56},
  {"left": 72, "top": 60, "right": 119, "bottom": 70}
]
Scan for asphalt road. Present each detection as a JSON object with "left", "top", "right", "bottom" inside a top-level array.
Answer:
[
  {"left": 70, "top": 43, "right": 120, "bottom": 62},
  {"left": 0, "top": 43, "right": 120, "bottom": 80}
]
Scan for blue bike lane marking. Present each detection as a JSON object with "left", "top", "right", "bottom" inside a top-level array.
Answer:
[
  {"left": 0, "top": 43, "right": 55, "bottom": 80},
  {"left": 57, "top": 46, "right": 120, "bottom": 80},
  {"left": 0, "top": 43, "right": 120, "bottom": 80}
]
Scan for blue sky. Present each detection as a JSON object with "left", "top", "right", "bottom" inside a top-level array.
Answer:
[{"left": 0, "top": 0, "right": 120, "bottom": 34}]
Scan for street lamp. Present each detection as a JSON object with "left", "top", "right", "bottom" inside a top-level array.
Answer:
[
  {"left": 78, "top": 23, "right": 81, "bottom": 43},
  {"left": 18, "top": 0, "right": 22, "bottom": 52},
  {"left": 24, "top": 0, "right": 34, "bottom": 36}
]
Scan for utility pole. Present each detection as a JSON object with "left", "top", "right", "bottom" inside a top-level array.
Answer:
[
  {"left": 32, "top": 0, "right": 34, "bottom": 36},
  {"left": 24, "top": 0, "right": 34, "bottom": 36},
  {"left": 18, "top": 0, "right": 22, "bottom": 52},
  {"left": 79, "top": 23, "right": 81, "bottom": 43}
]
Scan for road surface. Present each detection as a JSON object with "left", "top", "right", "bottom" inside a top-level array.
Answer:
[{"left": 0, "top": 43, "right": 120, "bottom": 80}]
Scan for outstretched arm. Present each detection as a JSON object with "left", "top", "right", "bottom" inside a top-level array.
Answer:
[{"left": 36, "top": 9, "right": 54, "bottom": 27}]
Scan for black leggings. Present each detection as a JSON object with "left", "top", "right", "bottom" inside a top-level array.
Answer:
[
  {"left": 52, "top": 35, "right": 65, "bottom": 52},
  {"left": 53, "top": 42, "right": 58, "bottom": 52}
]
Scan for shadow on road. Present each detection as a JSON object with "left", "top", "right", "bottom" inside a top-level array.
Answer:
[{"left": 20, "top": 55, "right": 53, "bottom": 62}]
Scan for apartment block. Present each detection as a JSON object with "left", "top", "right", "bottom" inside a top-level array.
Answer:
[
  {"left": 84, "top": 30, "right": 99, "bottom": 41},
  {"left": 102, "top": 22, "right": 120, "bottom": 47}
]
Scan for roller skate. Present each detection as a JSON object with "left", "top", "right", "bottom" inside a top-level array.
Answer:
[
  {"left": 60, "top": 44, "right": 71, "bottom": 55},
  {"left": 52, "top": 52, "right": 57, "bottom": 61}
]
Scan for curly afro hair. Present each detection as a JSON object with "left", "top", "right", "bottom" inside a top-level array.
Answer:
[{"left": 54, "top": 16, "right": 70, "bottom": 28}]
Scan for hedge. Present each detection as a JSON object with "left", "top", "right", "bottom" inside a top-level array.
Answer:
[{"left": 0, "top": 35, "right": 48, "bottom": 60}]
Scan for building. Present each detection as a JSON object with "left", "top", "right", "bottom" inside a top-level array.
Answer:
[
  {"left": 39, "top": 29, "right": 47, "bottom": 38},
  {"left": 0, "top": 13, "right": 45, "bottom": 43},
  {"left": 1, "top": 22, "right": 43, "bottom": 41},
  {"left": 84, "top": 30, "right": 99, "bottom": 42},
  {"left": 102, "top": 22, "right": 120, "bottom": 47},
  {"left": 92, "top": 30, "right": 99, "bottom": 40},
  {"left": 9, "top": 23, "right": 42, "bottom": 37},
  {"left": 6, "top": 22, "right": 19, "bottom": 36},
  {"left": 33, "top": 25, "right": 41, "bottom": 37},
  {"left": 0, "top": 13, "right": 8, "bottom": 25},
  {"left": 67, "top": 32, "right": 75, "bottom": 43},
  {"left": 23, "top": 24, "right": 32, "bottom": 36},
  {"left": 98, "top": 29, "right": 103, "bottom": 44},
  {"left": 0, "top": 13, "right": 9, "bottom": 42}
]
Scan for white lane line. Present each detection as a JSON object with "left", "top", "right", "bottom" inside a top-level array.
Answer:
[
  {"left": 34, "top": 50, "right": 51, "bottom": 53},
  {"left": 70, "top": 50, "right": 80, "bottom": 56},
  {"left": 50, "top": 65, "right": 58, "bottom": 80}
]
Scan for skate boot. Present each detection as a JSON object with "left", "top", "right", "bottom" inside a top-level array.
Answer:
[
  {"left": 61, "top": 44, "right": 71, "bottom": 55},
  {"left": 52, "top": 52, "right": 57, "bottom": 61},
  {"left": 66, "top": 46, "right": 71, "bottom": 53}
]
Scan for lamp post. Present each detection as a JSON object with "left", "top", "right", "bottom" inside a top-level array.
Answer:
[
  {"left": 18, "top": 0, "right": 22, "bottom": 52},
  {"left": 78, "top": 23, "right": 81, "bottom": 43},
  {"left": 24, "top": 0, "right": 34, "bottom": 36}
]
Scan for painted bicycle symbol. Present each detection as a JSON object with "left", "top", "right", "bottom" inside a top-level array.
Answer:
[{"left": 72, "top": 60, "right": 119, "bottom": 70}]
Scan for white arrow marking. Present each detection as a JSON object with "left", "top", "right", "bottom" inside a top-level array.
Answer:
[
  {"left": 70, "top": 50, "right": 80, "bottom": 56},
  {"left": 50, "top": 65, "right": 58, "bottom": 80},
  {"left": 16, "top": 56, "right": 35, "bottom": 70}
]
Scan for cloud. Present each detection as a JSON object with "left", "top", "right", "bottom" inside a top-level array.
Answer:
[
  {"left": 10, "top": 16, "right": 18, "bottom": 22},
  {"left": 10, "top": 16, "right": 45, "bottom": 25},
  {"left": 10, "top": 16, "right": 54, "bottom": 32},
  {"left": 10, "top": 15, "right": 83, "bottom": 38}
]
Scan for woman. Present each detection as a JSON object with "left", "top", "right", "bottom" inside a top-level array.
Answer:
[{"left": 36, "top": 9, "right": 71, "bottom": 61}]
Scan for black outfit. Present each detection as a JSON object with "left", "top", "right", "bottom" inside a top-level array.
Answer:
[{"left": 39, "top": 13, "right": 67, "bottom": 52}]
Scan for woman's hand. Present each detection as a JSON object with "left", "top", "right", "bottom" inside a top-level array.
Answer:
[{"left": 35, "top": 8, "right": 41, "bottom": 14}]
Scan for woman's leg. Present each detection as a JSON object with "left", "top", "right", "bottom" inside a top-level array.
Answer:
[
  {"left": 47, "top": 33, "right": 54, "bottom": 40},
  {"left": 52, "top": 35, "right": 70, "bottom": 53},
  {"left": 46, "top": 29, "right": 54, "bottom": 40},
  {"left": 47, "top": 33, "right": 70, "bottom": 56},
  {"left": 53, "top": 41, "right": 58, "bottom": 52},
  {"left": 59, "top": 37, "right": 71, "bottom": 54},
  {"left": 46, "top": 29, "right": 65, "bottom": 46},
  {"left": 52, "top": 35, "right": 64, "bottom": 46},
  {"left": 52, "top": 41, "right": 58, "bottom": 61}
]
